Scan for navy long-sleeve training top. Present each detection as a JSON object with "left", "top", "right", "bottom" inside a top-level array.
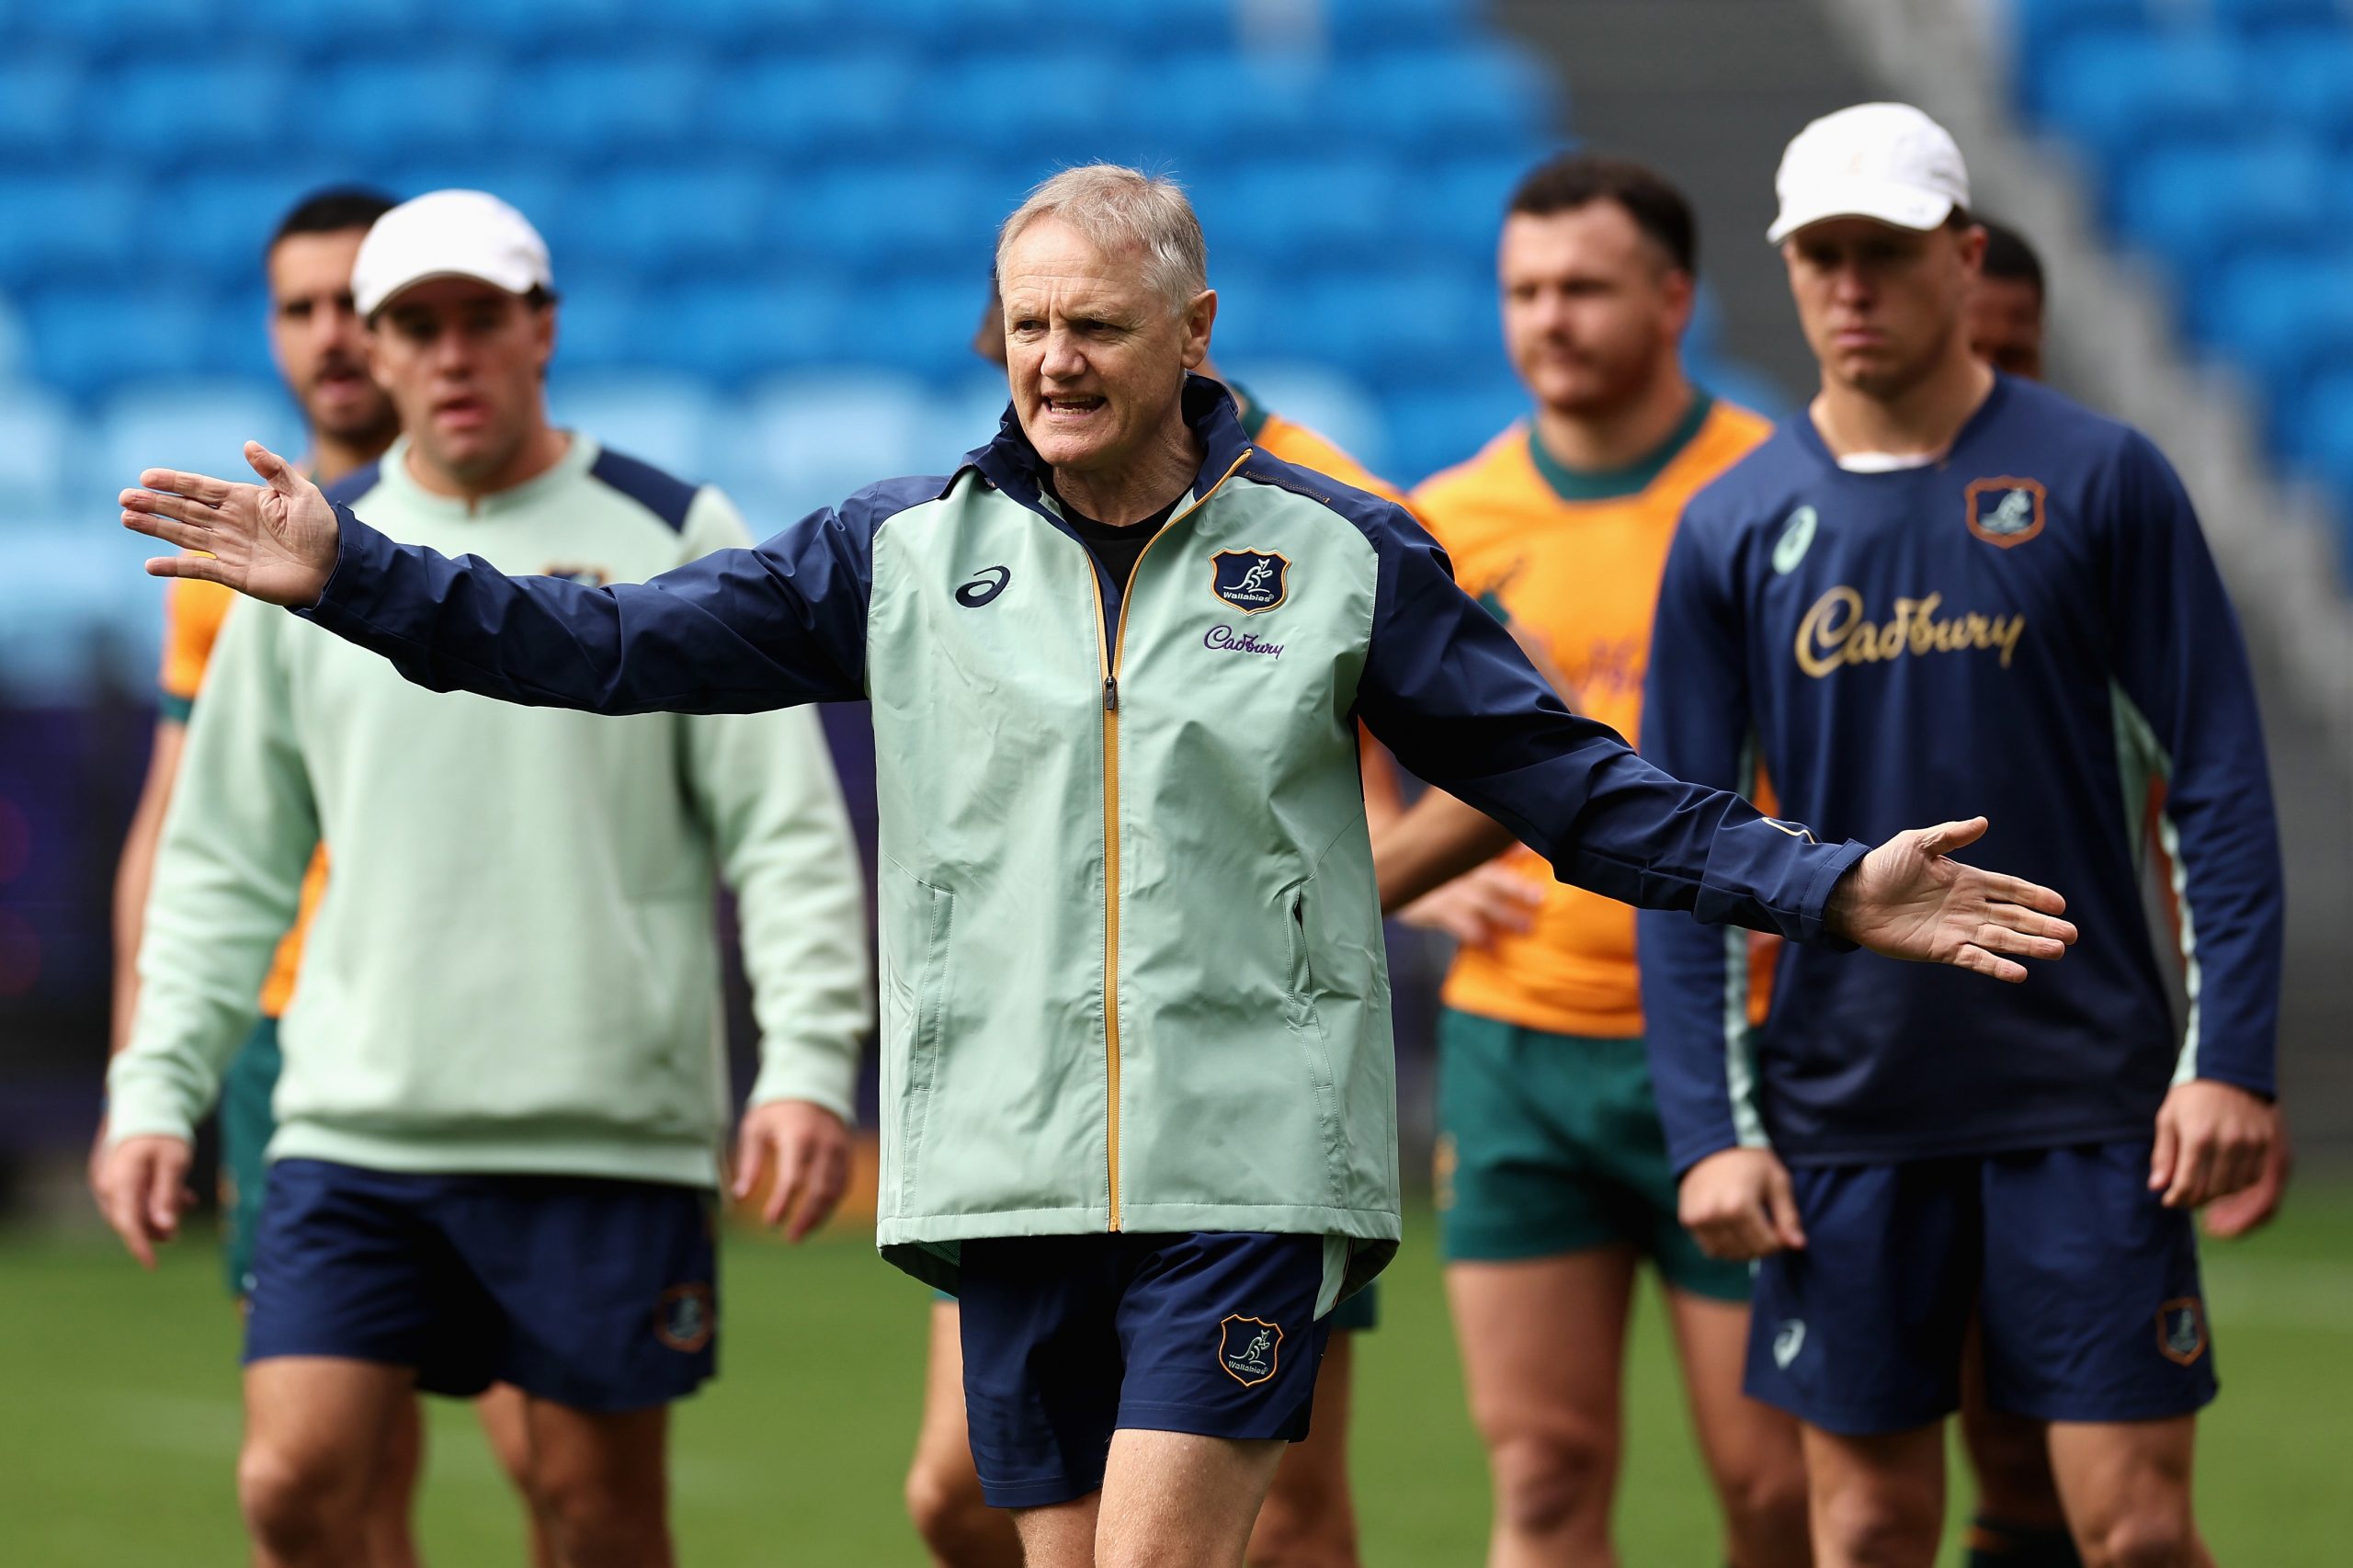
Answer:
[{"left": 1638, "top": 373, "right": 2284, "bottom": 1173}]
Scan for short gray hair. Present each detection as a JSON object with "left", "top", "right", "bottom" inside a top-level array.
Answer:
[{"left": 995, "top": 165, "right": 1209, "bottom": 316}]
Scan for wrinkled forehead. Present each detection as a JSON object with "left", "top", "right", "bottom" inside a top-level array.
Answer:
[{"left": 997, "top": 220, "right": 1156, "bottom": 319}]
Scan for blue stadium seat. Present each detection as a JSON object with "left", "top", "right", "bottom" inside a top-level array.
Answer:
[
  {"left": 2211, "top": 0, "right": 2345, "bottom": 39},
  {"left": 915, "top": 51, "right": 1133, "bottom": 162},
  {"left": 664, "top": 276, "right": 857, "bottom": 384},
  {"left": 0, "top": 520, "right": 165, "bottom": 704},
  {"left": 0, "top": 176, "right": 144, "bottom": 290},
  {"left": 0, "top": 384, "right": 77, "bottom": 511},
  {"left": 735, "top": 369, "right": 945, "bottom": 523},
  {"left": 2294, "top": 367, "right": 2353, "bottom": 561},
  {"left": 202, "top": 285, "right": 278, "bottom": 387},
  {"left": 500, "top": 52, "right": 712, "bottom": 157},
  {"left": 864, "top": 278, "right": 998, "bottom": 381},
  {"left": 242, "top": 0, "right": 423, "bottom": 49},
  {"left": 2198, "top": 247, "right": 2353, "bottom": 448},
  {"left": 170, "top": 169, "right": 346, "bottom": 290},
  {"left": 1224, "top": 362, "right": 1392, "bottom": 475},
  {"left": 710, "top": 52, "right": 923, "bottom": 157},
  {"left": 772, "top": 165, "right": 992, "bottom": 277},
  {"left": 545, "top": 274, "right": 645, "bottom": 371},
  {"left": 0, "top": 55, "right": 84, "bottom": 159},
  {"left": 421, "top": 0, "right": 631, "bottom": 46},
  {"left": 1198, "top": 158, "right": 1397, "bottom": 268},
  {"left": 18, "top": 0, "right": 216, "bottom": 50},
  {"left": 1053, "top": 0, "right": 1236, "bottom": 52},
  {"left": 588, "top": 161, "right": 774, "bottom": 279},
  {"left": 2256, "top": 29, "right": 2353, "bottom": 144},
  {"left": 551, "top": 371, "right": 724, "bottom": 483},
  {"left": 2030, "top": 30, "right": 2251, "bottom": 174},
  {"left": 91, "top": 59, "right": 293, "bottom": 164},
  {"left": 2010, "top": 0, "right": 2154, "bottom": 87},
  {"left": 27, "top": 289, "right": 215, "bottom": 402},
  {"left": 316, "top": 58, "right": 505, "bottom": 159},
  {"left": 1380, "top": 380, "right": 1533, "bottom": 487},
  {"left": 2112, "top": 140, "right": 2327, "bottom": 297},
  {"left": 379, "top": 166, "right": 570, "bottom": 252},
  {"left": 94, "top": 381, "right": 297, "bottom": 506},
  {"left": 1338, "top": 46, "right": 1558, "bottom": 156},
  {"left": 1324, "top": 0, "right": 1475, "bottom": 52},
  {"left": 1409, "top": 152, "right": 1547, "bottom": 265},
  {"left": 0, "top": 295, "right": 28, "bottom": 381},
  {"left": 1130, "top": 52, "right": 1337, "bottom": 160},
  {"left": 1297, "top": 268, "right": 1496, "bottom": 387}
]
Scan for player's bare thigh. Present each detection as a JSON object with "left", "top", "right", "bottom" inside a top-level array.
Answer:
[
  {"left": 1801, "top": 1422, "right": 1945, "bottom": 1568},
  {"left": 239, "top": 1357, "right": 416, "bottom": 1568},
  {"left": 1247, "top": 1330, "right": 1360, "bottom": 1567},
  {"left": 518, "top": 1396, "right": 674, "bottom": 1568},
  {"left": 2047, "top": 1417, "right": 2210, "bottom": 1568},
  {"left": 1664, "top": 1288, "right": 1810, "bottom": 1568},
  {"left": 1011, "top": 1432, "right": 1286, "bottom": 1568},
  {"left": 908, "top": 1300, "right": 1021, "bottom": 1567},
  {"left": 1446, "top": 1247, "right": 1638, "bottom": 1559}
]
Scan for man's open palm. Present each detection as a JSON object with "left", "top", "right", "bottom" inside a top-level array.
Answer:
[
  {"left": 1830, "top": 817, "right": 2076, "bottom": 981},
  {"left": 121, "top": 441, "right": 341, "bottom": 607}
]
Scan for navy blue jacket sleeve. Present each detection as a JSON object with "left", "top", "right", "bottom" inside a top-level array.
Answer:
[
  {"left": 1636, "top": 509, "right": 1772, "bottom": 1170},
  {"left": 297, "top": 491, "right": 890, "bottom": 714},
  {"left": 2106, "top": 436, "right": 2284, "bottom": 1098},
  {"left": 1352, "top": 502, "right": 1867, "bottom": 949}
]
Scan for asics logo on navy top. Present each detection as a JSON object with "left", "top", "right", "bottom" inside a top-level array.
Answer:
[{"left": 956, "top": 565, "right": 1011, "bottom": 608}]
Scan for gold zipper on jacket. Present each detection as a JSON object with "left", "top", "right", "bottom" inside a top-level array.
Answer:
[{"left": 1088, "top": 449, "right": 1252, "bottom": 1233}]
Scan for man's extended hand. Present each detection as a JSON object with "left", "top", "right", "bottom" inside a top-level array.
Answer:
[
  {"left": 1824, "top": 817, "right": 2075, "bottom": 981},
  {"left": 94, "top": 1133, "right": 195, "bottom": 1269},
  {"left": 2152, "top": 1079, "right": 2277, "bottom": 1211},
  {"left": 1679, "top": 1146, "right": 1807, "bottom": 1261},
  {"left": 120, "top": 441, "right": 341, "bottom": 607},
  {"left": 731, "top": 1100, "right": 853, "bottom": 1243},
  {"left": 1399, "top": 861, "right": 1544, "bottom": 949}
]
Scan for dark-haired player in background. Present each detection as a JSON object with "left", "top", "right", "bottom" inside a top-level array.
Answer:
[
  {"left": 1364, "top": 153, "right": 1810, "bottom": 1568},
  {"left": 898, "top": 286, "right": 1403, "bottom": 1568},
  {"left": 1643, "top": 105, "right": 2283, "bottom": 1568},
  {"left": 1965, "top": 221, "right": 2046, "bottom": 381},
  {"left": 91, "top": 185, "right": 520, "bottom": 1568}
]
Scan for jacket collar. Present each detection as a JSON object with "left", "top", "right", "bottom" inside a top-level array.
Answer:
[{"left": 965, "top": 373, "right": 1252, "bottom": 514}]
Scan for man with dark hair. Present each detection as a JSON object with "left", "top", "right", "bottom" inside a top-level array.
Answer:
[
  {"left": 1968, "top": 220, "right": 2046, "bottom": 381},
  {"left": 1362, "top": 150, "right": 1811, "bottom": 1566},
  {"left": 1645, "top": 104, "right": 2280, "bottom": 1568}
]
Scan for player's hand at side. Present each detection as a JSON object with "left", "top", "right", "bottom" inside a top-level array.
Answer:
[
  {"left": 2151, "top": 1079, "right": 2277, "bottom": 1211},
  {"left": 1678, "top": 1146, "right": 1806, "bottom": 1261},
  {"left": 732, "top": 1099, "right": 852, "bottom": 1243},
  {"left": 2203, "top": 1119, "right": 2293, "bottom": 1238},
  {"left": 94, "top": 1133, "right": 195, "bottom": 1269},
  {"left": 1399, "top": 861, "right": 1543, "bottom": 949},
  {"left": 1825, "top": 817, "right": 2076, "bottom": 982},
  {"left": 120, "top": 441, "right": 341, "bottom": 607}
]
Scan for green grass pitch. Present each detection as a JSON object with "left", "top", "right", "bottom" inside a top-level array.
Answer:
[{"left": 4, "top": 1193, "right": 2347, "bottom": 1563}]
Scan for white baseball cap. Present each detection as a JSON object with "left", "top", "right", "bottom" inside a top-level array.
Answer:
[
  {"left": 351, "top": 189, "right": 552, "bottom": 317},
  {"left": 1767, "top": 102, "right": 1971, "bottom": 244}
]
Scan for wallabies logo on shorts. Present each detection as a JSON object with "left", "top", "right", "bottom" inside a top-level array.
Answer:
[
  {"left": 1211, "top": 550, "right": 1290, "bottom": 615},
  {"left": 654, "top": 1284, "right": 715, "bottom": 1353},
  {"left": 2156, "top": 1298, "right": 2207, "bottom": 1367},
  {"left": 1218, "top": 1314, "right": 1284, "bottom": 1387}
]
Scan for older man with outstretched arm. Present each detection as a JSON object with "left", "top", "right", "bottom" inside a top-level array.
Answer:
[{"left": 124, "top": 166, "right": 2075, "bottom": 1568}]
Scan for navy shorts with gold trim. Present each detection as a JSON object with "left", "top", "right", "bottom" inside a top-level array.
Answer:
[
  {"left": 957, "top": 1232, "right": 1335, "bottom": 1508},
  {"left": 244, "top": 1158, "right": 718, "bottom": 1412},
  {"left": 1746, "top": 1142, "right": 2216, "bottom": 1435}
]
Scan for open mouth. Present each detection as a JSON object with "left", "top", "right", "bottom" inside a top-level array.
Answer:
[
  {"left": 1041, "top": 394, "right": 1106, "bottom": 420},
  {"left": 433, "top": 394, "right": 491, "bottom": 429}
]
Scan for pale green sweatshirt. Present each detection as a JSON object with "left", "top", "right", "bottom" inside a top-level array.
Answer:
[{"left": 108, "top": 436, "right": 870, "bottom": 1187}]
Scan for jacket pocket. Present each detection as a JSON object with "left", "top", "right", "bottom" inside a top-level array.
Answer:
[
  {"left": 892, "top": 869, "right": 956, "bottom": 1212},
  {"left": 1285, "top": 880, "right": 1347, "bottom": 1205}
]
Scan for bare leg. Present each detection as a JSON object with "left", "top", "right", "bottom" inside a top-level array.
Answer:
[
  {"left": 1958, "top": 1320, "right": 2076, "bottom": 1562},
  {"left": 476, "top": 1383, "right": 559, "bottom": 1568},
  {"left": 1245, "top": 1331, "right": 1360, "bottom": 1567},
  {"left": 521, "top": 1398, "right": 674, "bottom": 1568},
  {"left": 358, "top": 1394, "right": 425, "bottom": 1568},
  {"left": 2046, "top": 1418, "right": 2209, "bottom": 1568},
  {"left": 1014, "top": 1494, "right": 1103, "bottom": 1568},
  {"left": 1098, "top": 1429, "right": 1288, "bottom": 1568},
  {"left": 239, "top": 1357, "right": 416, "bottom": 1568},
  {"left": 907, "top": 1301, "right": 1023, "bottom": 1567},
  {"left": 1664, "top": 1289, "right": 1811, "bottom": 1568},
  {"left": 1446, "top": 1248, "right": 1638, "bottom": 1567},
  {"left": 1802, "top": 1423, "right": 1946, "bottom": 1568}
]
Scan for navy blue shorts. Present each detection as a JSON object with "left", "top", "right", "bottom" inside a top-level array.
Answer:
[
  {"left": 958, "top": 1232, "right": 1336, "bottom": 1508},
  {"left": 244, "top": 1158, "right": 719, "bottom": 1413},
  {"left": 1747, "top": 1142, "right": 2216, "bottom": 1435}
]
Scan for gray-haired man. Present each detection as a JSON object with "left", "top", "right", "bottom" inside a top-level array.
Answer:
[{"left": 120, "top": 165, "right": 2077, "bottom": 1568}]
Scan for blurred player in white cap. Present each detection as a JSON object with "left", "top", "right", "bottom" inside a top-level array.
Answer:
[
  {"left": 1640, "top": 104, "right": 2282, "bottom": 1568},
  {"left": 97, "top": 189, "right": 871, "bottom": 1568}
]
